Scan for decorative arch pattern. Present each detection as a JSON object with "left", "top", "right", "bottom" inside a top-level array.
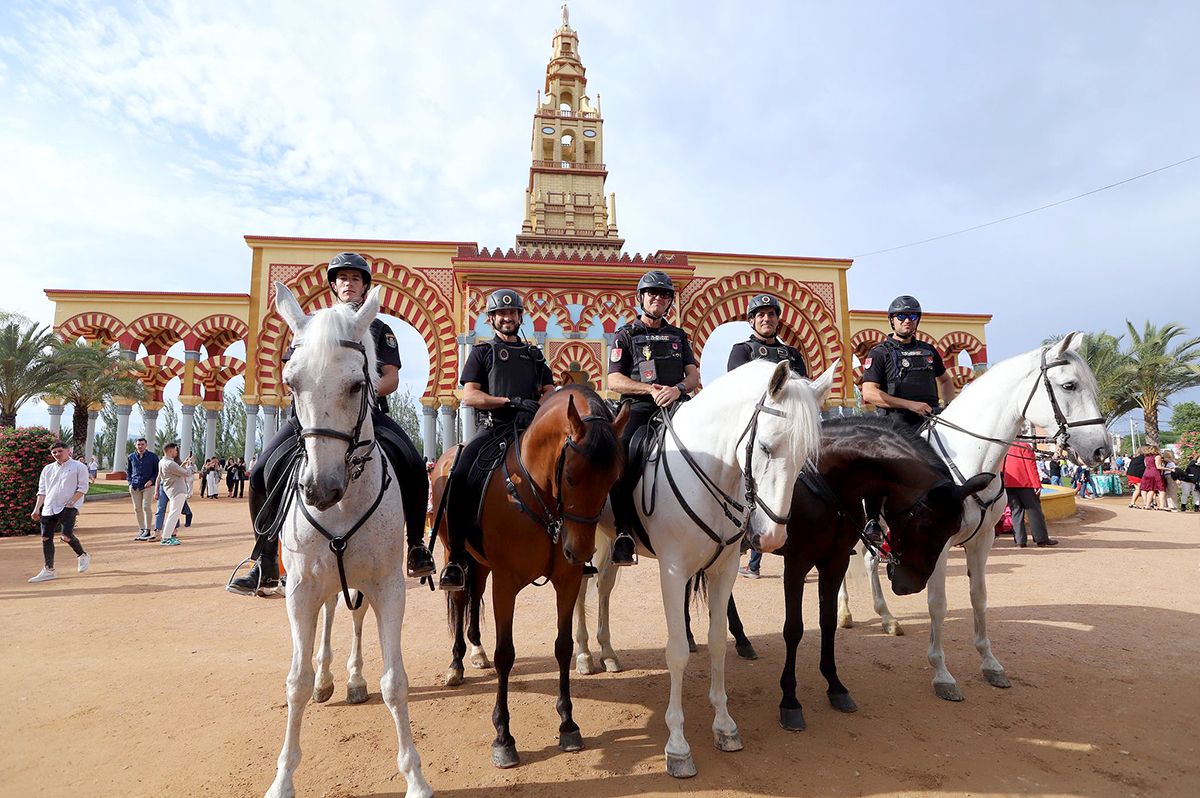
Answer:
[
  {"left": 549, "top": 341, "right": 603, "bottom": 387},
  {"left": 938, "top": 330, "right": 987, "bottom": 365},
  {"left": 126, "top": 312, "right": 191, "bottom": 355},
  {"left": 577, "top": 290, "right": 633, "bottom": 333},
  {"left": 57, "top": 312, "right": 126, "bottom": 345},
  {"left": 192, "top": 314, "right": 249, "bottom": 354},
  {"left": 133, "top": 354, "right": 184, "bottom": 402},
  {"left": 849, "top": 329, "right": 887, "bottom": 359},
  {"left": 945, "top": 366, "right": 975, "bottom": 390},
  {"left": 195, "top": 355, "right": 246, "bottom": 402},
  {"left": 523, "top": 289, "right": 573, "bottom": 332},
  {"left": 683, "top": 268, "right": 845, "bottom": 397}
]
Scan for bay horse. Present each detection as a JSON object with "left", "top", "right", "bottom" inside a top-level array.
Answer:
[
  {"left": 431, "top": 384, "right": 628, "bottom": 769},
  {"left": 266, "top": 283, "right": 430, "bottom": 798},
  {"left": 575, "top": 359, "right": 835, "bottom": 778},
  {"left": 844, "top": 333, "right": 1111, "bottom": 701}
]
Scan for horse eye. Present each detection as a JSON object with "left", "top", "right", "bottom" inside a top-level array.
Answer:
[
  {"left": 1062, "top": 382, "right": 1077, "bottom": 391},
  {"left": 758, "top": 442, "right": 772, "bottom": 457}
]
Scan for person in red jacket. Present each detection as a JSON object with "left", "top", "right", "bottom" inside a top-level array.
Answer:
[{"left": 1003, "top": 442, "right": 1059, "bottom": 548}]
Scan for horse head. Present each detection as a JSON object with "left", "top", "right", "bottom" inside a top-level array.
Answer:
[
  {"left": 525, "top": 385, "right": 629, "bottom": 567},
  {"left": 275, "top": 281, "right": 381, "bottom": 510},
  {"left": 1019, "top": 332, "right": 1112, "bottom": 467},
  {"left": 742, "top": 359, "right": 836, "bottom": 554}
]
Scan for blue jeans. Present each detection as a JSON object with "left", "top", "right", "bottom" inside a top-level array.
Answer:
[
  {"left": 154, "top": 487, "right": 192, "bottom": 531},
  {"left": 746, "top": 549, "right": 762, "bottom": 573},
  {"left": 1050, "top": 475, "right": 1062, "bottom": 486}
]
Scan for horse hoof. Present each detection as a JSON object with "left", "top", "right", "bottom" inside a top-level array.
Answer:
[
  {"left": 828, "top": 692, "right": 858, "bottom": 713},
  {"left": 838, "top": 615, "right": 853, "bottom": 629},
  {"left": 934, "top": 682, "right": 965, "bottom": 702},
  {"left": 491, "top": 742, "right": 520, "bottom": 769},
  {"left": 602, "top": 657, "right": 622, "bottom": 673},
  {"left": 346, "top": 684, "right": 369, "bottom": 705},
  {"left": 714, "top": 730, "right": 743, "bottom": 752},
  {"left": 559, "top": 730, "right": 584, "bottom": 752},
  {"left": 884, "top": 620, "right": 905, "bottom": 636},
  {"left": 470, "top": 654, "right": 492, "bottom": 670},
  {"left": 687, "top": 639, "right": 698, "bottom": 653},
  {"left": 575, "top": 655, "right": 596, "bottom": 675},
  {"left": 665, "top": 752, "right": 697, "bottom": 778},
  {"left": 779, "top": 706, "right": 807, "bottom": 731},
  {"left": 735, "top": 642, "right": 758, "bottom": 660},
  {"left": 313, "top": 683, "right": 334, "bottom": 704},
  {"left": 983, "top": 668, "right": 1012, "bottom": 689},
  {"left": 444, "top": 668, "right": 464, "bottom": 688}
]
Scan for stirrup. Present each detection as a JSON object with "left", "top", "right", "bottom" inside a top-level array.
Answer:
[
  {"left": 612, "top": 534, "right": 636, "bottom": 566},
  {"left": 225, "top": 557, "right": 260, "bottom": 596},
  {"left": 406, "top": 544, "right": 435, "bottom": 578},
  {"left": 439, "top": 562, "right": 467, "bottom": 592}
]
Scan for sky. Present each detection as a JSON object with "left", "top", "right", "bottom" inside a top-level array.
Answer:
[{"left": 2, "top": 0, "right": 1197, "bottom": 434}]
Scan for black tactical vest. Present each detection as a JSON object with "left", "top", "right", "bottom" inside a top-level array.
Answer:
[
  {"left": 630, "top": 328, "right": 686, "bottom": 387},
  {"left": 486, "top": 340, "right": 543, "bottom": 401},
  {"left": 880, "top": 339, "right": 939, "bottom": 407}
]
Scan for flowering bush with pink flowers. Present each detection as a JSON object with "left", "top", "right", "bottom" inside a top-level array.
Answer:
[
  {"left": 0, "top": 427, "right": 56, "bottom": 536},
  {"left": 1179, "top": 431, "right": 1200, "bottom": 463}
]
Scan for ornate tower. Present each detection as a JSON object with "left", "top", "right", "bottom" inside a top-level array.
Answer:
[{"left": 517, "top": 4, "right": 624, "bottom": 256}]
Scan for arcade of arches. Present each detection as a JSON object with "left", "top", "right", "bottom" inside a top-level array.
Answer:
[{"left": 42, "top": 12, "right": 989, "bottom": 473}]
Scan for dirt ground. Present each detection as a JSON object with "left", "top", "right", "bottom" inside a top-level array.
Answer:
[{"left": 1, "top": 492, "right": 1197, "bottom": 798}]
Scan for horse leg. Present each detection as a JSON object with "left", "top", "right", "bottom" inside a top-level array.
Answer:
[
  {"left": 346, "top": 592, "right": 369, "bottom": 704},
  {"left": 265, "top": 578, "right": 322, "bottom": 798},
  {"left": 573, "top": 574, "right": 596, "bottom": 675},
  {"left": 555, "top": 575, "right": 585, "bottom": 753},
  {"left": 683, "top": 578, "right": 697, "bottom": 653},
  {"left": 594, "top": 541, "right": 622, "bottom": 672},
  {"left": 926, "top": 545, "right": 963, "bottom": 701},
  {"left": 966, "top": 529, "right": 1010, "bottom": 688},
  {"left": 705, "top": 554, "right": 743, "bottom": 754},
  {"left": 445, "top": 583, "right": 469, "bottom": 687},
  {"left": 660, "top": 566, "right": 696, "bottom": 777},
  {"left": 837, "top": 578, "right": 853, "bottom": 629},
  {"left": 490, "top": 577, "right": 520, "bottom": 769},
  {"left": 312, "top": 594, "right": 337, "bottom": 704},
  {"left": 867, "top": 548, "right": 904, "bottom": 635},
  {"left": 818, "top": 558, "right": 857, "bottom": 713},
  {"left": 778, "top": 557, "right": 807, "bottom": 731},
  {"left": 370, "top": 583, "right": 433, "bottom": 798},
  {"left": 468, "top": 565, "right": 492, "bottom": 669},
  {"left": 729, "top": 592, "right": 757, "bottom": 660}
]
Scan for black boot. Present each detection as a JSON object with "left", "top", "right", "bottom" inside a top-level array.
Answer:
[
  {"left": 863, "top": 518, "right": 885, "bottom": 546},
  {"left": 439, "top": 560, "right": 466, "bottom": 591},
  {"left": 612, "top": 533, "right": 636, "bottom": 566},
  {"left": 407, "top": 543, "right": 435, "bottom": 577},
  {"left": 227, "top": 543, "right": 280, "bottom": 597}
]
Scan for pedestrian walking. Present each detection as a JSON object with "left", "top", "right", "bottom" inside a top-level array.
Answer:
[
  {"left": 28, "top": 440, "right": 91, "bottom": 583},
  {"left": 158, "top": 443, "right": 196, "bottom": 545},
  {"left": 127, "top": 437, "right": 159, "bottom": 541},
  {"left": 1003, "top": 441, "right": 1058, "bottom": 547}
]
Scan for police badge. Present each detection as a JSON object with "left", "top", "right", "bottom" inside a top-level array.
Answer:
[
  {"left": 498, "top": 348, "right": 509, "bottom": 361},
  {"left": 758, "top": 346, "right": 768, "bottom": 356},
  {"left": 641, "top": 345, "right": 652, "bottom": 362}
]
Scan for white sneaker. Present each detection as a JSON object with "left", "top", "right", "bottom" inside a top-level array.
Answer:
[
  {"left": 28, "top": 567, "right": 57, "bottom": 583},
  {"left": 78, "top": 553, "right": 91, "bottom": 573}
]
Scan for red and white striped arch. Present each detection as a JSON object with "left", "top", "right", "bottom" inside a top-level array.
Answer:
[
  {"left": 134, "top": 354, "right": 185, "bottom": 402},
  {"left": 549, "top": 340, "right": 604, "bottom": 387},
  {"left": 194, "top": 355, "right": 246, "bottom": 402},
  {"left": 938, "top": 330, "right": 987, "bottom": 365},
  {"left": 57, "top": 312, "right": 127, "bottom": 346},
  {"left": 577, "top": 290, "right": 634, "bottom": 334},
  {"left": 192, "top": 314, "right": 249, "bottom": 355},
  {"left": 125, "top": 313, "right": 191, "bottom": 355}
]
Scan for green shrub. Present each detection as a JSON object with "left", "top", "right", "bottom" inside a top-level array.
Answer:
[{"left": 0, "top": 426, "right": 56, "bottom": 536}]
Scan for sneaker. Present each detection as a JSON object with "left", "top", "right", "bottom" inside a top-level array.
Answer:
[
  {"left": 28, "top": 567, "right": 57, "bottom": 583},
  {"left": 134, "top": 530, "right": 152, "bottom": 542},
  {"left": 161, "top": 536, "right": 181, "bottom": 546},
  {"left": 738, "top": 566, "right": 761, "bottom": 580},
  {"left": 77, "top": 553, "right": 91, "bottom": 573}
]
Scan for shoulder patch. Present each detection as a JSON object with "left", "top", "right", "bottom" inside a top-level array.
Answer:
[
  {"left": 384, "top": 333, "right": 397, "bottom": 348},
  {"left": 610, "top": 347, "right": 622, "bottom": 362},
  {"left": 862, "top": 356, "right": 872, "bottom": 369}
]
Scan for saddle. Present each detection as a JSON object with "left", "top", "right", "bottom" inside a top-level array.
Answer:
[
  {"left": 436, "top": 426, "right": 521, "bottom": 559},
  {"left": 620, "top": 406, "right": 675, "bottom": 555}
]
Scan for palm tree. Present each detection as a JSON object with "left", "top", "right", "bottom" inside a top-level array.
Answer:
[
  {"left": 55, "top": 341, "right": 146, "bottom": 451},
  {"left": 1124, "top": 321, "right": 1200, "bottom": 445},
  {"left": 0, "top": 317, "right": 65, "bottom": 428}
]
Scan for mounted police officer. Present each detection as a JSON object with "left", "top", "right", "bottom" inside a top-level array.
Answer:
[
  {"left": 227, "top": 253, "right": 435, "bottom": 596},
  {"left": 438, "top": 288, "right": 554, "bottom": 591},
  {"left": 859, "top": 295, "right": 955, "bottom": 430},
  {"left": 607, "top": 270, "right": 700, "bottom": 566},
  {"left": 726, "top": 293, "right": 807, "bottom": 377}
]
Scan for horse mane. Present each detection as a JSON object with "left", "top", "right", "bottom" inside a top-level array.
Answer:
[
  {"left": 553, "top": 384, "right": 622, "bottom": 472},
  {"left": 702, "top": 360, "right": 823, "bottom": 466},
  {"left": 822, "top": 414, "right": 952, "bottom": 481},
  {"left": 950, "top": 343, "right": 1099, "bottom": 417},
  {"left": 296, "top": 303, "right": 378, "bottom": 391}
]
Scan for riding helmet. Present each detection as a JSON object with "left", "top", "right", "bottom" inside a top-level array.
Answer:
[
  {"left": 486, "top": 288, "right": 525, "bottom": 313},
  {"left": 636, "top": 270, "right": 675, "bottom": 297},
  {"left": 327, "top": 252, "right": 372, "bottom": 287},
  {"left": 887, "top": 295, "right": 922, "bottom": 318},
  {"left": 746, "top": 293, "right": 783, "bottom": 319}
]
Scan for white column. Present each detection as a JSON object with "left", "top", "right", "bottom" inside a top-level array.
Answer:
[
  {"left": 180, "top": 404, "right": 196, "bottom": 459},
  {"left": 262, "top": 405, "right": 279, "bottom": 442},
  {"left": 421, "top": 404, "right": 436, "bottom": 459},
  {"left": 142, "top": 408, "right": 159, "bottom": 448},
  {"left": 461, "top": 405, "right": 477, "bottom": 441},
  {"left": 244, "top": 404, "right": 259, "bottom": 461},
  {"left": 204, "top": 408, "right": 219, "bottom": 459},
  {"left": 83, "top": 409, "right": 99, "bottom": 462},
  {"left": 47, "top": 405, "right": 64, "bottom": 436},
  {"left": 439, "top": 403, "right": 457, "bottom": 453},
  {"left": 112, "top": 404, "right": 132, "bottom": 473}
]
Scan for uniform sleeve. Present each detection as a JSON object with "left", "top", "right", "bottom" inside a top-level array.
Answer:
[
  {"left": 860, "top": 346, "right": 886, "bottom": 385},
  {"left": 375, "top": 321, "right": 403, "bottom": 370},
  {"left": 726, "top": 343, "right": 750, "bottom": 372},
  {"left": 930, "top": 347, "right": 947, "bottom": 377},
  {"left": 680, "top": 335, "right": 698, "bottom": 369},
  {"left": 790, "top": 348, "right": 808, "bottom": 378},
  {"left": 607, "top": 329, "right": 633, "bottom": 376},
  {"left": 460, "top": 345, "right": 489, "bottom": 387}
]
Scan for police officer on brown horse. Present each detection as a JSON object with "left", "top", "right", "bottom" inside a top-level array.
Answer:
[
  {"left": 438, "top": 288, "right": 554, "bottom": 591},
  {"left": 227, "top": 253, "right": 435, "bottom": 596},
  {"left": 607, "top": 270, "right": 700, "bottom": 566},
  {"left": 859, "top": 295, "right": 955, "bottom": 430},
  {"left": 726, "top": 293, "right": 807, "bottom": 377}
]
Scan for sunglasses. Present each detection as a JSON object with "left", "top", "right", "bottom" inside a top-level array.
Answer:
[{"left": 892, "top": 313, "right": 921, "bottom": 322}]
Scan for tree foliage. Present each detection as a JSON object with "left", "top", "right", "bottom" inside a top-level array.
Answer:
[
  {"left": 1123, "top": 322, "right": 1200, "bottom": 446},
  {"left": 388, "top": 385, "right": 424, "bottom": 456},
  {"left": 0, "top": 317, "right": 68, "bottom": 428},
  {"left": 0, "top": 426, "right": 56, "bottom": 536},
  {"left": 55, "top": 341, "right": 145, "bottom": 453},
  {"left": 1170, "top": 402, "right": 1200, "bottom": 436}
]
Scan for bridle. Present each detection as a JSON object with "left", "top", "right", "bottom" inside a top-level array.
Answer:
[
  {"left": 293, "top": 339, "right": 377, "bottom": 480},
  {"left": 654, "top": 387, "right": 795, "bottom": 571}
]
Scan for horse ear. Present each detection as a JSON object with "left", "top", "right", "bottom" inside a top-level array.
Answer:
[
  {"left": 351, "top": 286, "right": 382, "bottom": 341},
  {"left": 565, "top": 393, "right": 587, "bottom": 440},
  {"left": 768, "top": 360, "right": 790, "bottom": 399},
  {"left": 274, "top": 282, "right": 308, "bottom": 335},
  {"left": 611, "top": 401, "right": 631, "bottom": 439},
  {"left": 809, "top": 359, "right": 839, "bottom": 405},
  {"left": 1048, "top": 332, "right": 1082, "bottom": 359},
  {"left": 955, "top": 472, "right": 996, "bottom": 501}
]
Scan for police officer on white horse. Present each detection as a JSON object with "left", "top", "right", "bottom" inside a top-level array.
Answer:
[
  {"left": 607, "top": 270, "right": 700, "bottom": 566},
  {"left": 726, "top": 293, "right": 807, "bottom": 377},
  {"left": 438, "top": 288, "right": 554, "bottom": 591},
  {"left": 227, "top": 253, "right": 435, "bottom": 596}
]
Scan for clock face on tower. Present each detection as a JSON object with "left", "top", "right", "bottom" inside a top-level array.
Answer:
[{"left": 542, "top": 126, "right": 555, "bottom": 134}]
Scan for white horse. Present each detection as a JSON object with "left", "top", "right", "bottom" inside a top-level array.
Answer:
[
  {"left": 574, "top": 359, "right": 835, "bottom": 777},
  {"left": 265, "top": 283, "right": 431, "bottom": 798},
  {"left": 838, "top": 333, "right": 1111, "bottom": 701}
]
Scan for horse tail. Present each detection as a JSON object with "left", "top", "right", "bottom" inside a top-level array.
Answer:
[{"left": 690, "top": 571, "right": 708, "bottom": 610}]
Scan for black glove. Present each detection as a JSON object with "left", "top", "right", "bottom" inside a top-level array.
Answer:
[{"left": 510, "top": 397, "right": 542, "bottom": 415}]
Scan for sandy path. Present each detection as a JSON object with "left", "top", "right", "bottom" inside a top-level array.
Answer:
[{"left": 1, "top": 494, "right": 1197, "bottom": 797}]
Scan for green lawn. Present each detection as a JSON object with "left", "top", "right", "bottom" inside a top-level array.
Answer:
[{"left": 87, "top": 482, "right": 128, "bottom": 497}]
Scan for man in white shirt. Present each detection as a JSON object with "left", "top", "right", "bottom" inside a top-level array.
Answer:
[{"left": 29, "top": 440, "right": 91, "bottom": 583}]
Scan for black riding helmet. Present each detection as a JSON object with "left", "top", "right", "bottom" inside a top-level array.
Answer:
[
  {"left": 887, "top": 295, "right": 922, "bottom": 318},
  {"left": 327, "top": 252, "right": 372, "bottom": 288},
  {"left": 486, "top": 288, "right": 524, "bottom": 314},
  {"left": 746, "top": 293, "right": 783, "bottom": 319},
  {"left": 637, "top": 270, "right": 675, "bottom": 319}
]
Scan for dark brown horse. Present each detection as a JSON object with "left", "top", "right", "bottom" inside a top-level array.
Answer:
[{"left": 432, "top": 385, "right": 628, "bottom": 768}]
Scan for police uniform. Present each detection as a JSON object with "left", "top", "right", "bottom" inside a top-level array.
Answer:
[
  {"left": 860, "top": 335, "right": 946, "bottom": 428},
  {"left": 726, "top": 335, "right": 807, "bottom": 377},
  {"left": 459, "top": 335, "right": 554, "bottom": 429}
]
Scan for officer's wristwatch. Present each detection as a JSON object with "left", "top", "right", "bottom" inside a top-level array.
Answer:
[{"left": 673, "top": 382, "right": 687, "bottom": 394}]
